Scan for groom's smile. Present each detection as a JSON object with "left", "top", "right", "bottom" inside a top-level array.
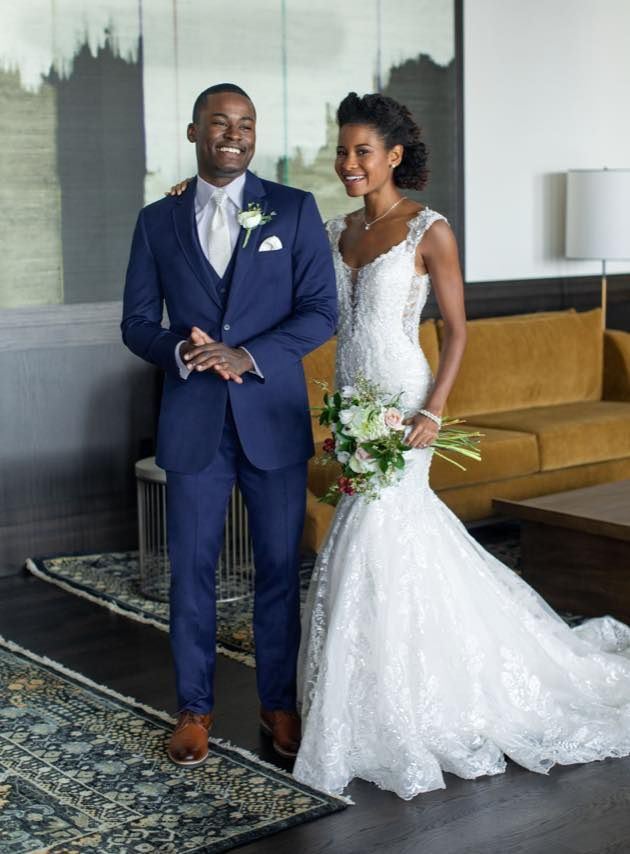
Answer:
[{"left": 187, "top": 90, "right": 256, "bottom": 185}]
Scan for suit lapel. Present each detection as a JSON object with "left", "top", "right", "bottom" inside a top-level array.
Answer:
[
  {"left": 172, "top": 177, "right": 223, "bottom": 310},
  {"left": 227, "top": 171, "right": 267, "bottom": 312}
]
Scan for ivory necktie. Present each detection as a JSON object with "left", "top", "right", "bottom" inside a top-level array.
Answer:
[{"left": 208, "top": 188, "right": 232, "bottom": 278}]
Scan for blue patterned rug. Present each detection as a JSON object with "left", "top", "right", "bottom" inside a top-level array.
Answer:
[
  {"left": 26, "top": 554, "right": 316, "bottom": 669},
  {"left": 0, "top": 636, "right": 346, "bottom": 853}
]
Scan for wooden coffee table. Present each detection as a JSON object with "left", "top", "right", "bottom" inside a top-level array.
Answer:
[{"left": 493, "top": 480, "right": 630, "bottom": 621}]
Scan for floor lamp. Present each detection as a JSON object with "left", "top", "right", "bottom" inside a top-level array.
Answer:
[{"left": 565, "top": 169, "right": 630, "bottom": 329}]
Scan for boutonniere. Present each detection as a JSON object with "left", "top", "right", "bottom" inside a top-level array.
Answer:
[{"left": 237, "top": 203, "right": 276, "bottom": 248}]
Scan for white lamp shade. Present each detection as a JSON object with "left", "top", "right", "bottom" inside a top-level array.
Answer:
[{"left": 565, "top": 169, "right": 630, "bottom": 260}]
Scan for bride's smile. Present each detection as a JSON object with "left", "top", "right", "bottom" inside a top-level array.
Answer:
[{"left": 335, "top": 124, "right": 402, "bottom": 203}]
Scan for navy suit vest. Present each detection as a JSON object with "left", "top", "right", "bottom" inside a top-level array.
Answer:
[{"left": 191, "top": 217, "right": 237, "bottom": 317}]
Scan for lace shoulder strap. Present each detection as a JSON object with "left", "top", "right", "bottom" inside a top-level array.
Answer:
[
  {"left": 406, "top": 207, "right": 448, "bottom": 250},
  {"left": 325, "top": 215, "right": 348, "bottom": 250}
]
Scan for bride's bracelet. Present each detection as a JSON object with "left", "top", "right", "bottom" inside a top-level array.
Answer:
[{"left": 419, "top": 409, "right": 442, "bottom": 427}]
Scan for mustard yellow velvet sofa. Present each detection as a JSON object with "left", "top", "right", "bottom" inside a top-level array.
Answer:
[{"left": 302, "top": 307, "right": 630, "bottom": 553}]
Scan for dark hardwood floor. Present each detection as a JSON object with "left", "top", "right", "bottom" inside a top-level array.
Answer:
[{"left": 2, "top": 570, "right": 630, "bottom": 854}]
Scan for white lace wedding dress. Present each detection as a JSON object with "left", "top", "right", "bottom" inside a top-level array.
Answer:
[{"left": 293, "top": 208, "right": 630, "bottom": 800}]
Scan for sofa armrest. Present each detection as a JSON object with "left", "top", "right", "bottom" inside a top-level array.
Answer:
[
  {"left": 603, "top": 329, "right": 630, "bottom": 401},
  {"left": 301, "top": 489, "right": 335, "bottom": 554}
]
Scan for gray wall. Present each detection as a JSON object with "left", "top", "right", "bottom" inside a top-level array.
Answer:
[{"left": 0, "top": 302, "right": 158, "bottom": 576}]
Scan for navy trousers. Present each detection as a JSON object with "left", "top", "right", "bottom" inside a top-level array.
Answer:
[{"left": 166, "top": 405, "right": 307, "bottom": 714}]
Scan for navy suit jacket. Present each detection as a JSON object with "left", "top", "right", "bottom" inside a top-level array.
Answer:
[{"left": 121, "top": 172, "right": 337, "bottom": 473}]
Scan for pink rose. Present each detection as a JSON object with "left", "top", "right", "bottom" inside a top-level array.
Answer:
[{"left": 384, "top": 408, "right": 404, "bottom": 431}]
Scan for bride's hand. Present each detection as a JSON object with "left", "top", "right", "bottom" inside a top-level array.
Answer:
[
  {"left": 165, "top": 178, "right": 193, "bottom": 196},
  {"left": 402, "top": 412, "right": 440, "bottom": 449}
]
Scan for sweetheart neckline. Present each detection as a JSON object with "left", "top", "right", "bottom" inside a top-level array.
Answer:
[
  {"left": 334, "top": 208, "right": 432, "bottom": 279},
  {"left": 339, "top": 240, "right": 429, "bottom": 281}
]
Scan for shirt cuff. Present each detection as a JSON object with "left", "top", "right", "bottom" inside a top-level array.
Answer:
[
  {"left": 240, "top": 347, "right": 264, "bottom": 378},
  {"left": 175, "top": 341, "right": 191, "bottom": 380}
]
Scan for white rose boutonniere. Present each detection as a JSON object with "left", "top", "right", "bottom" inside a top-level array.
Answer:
[{"left": 237, "top": 203, "right": 276, "bottom": 247}]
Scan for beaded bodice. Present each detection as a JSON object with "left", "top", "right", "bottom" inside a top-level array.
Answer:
[{"left": 326, "top": 208, "right": 447, "bottom": 414}]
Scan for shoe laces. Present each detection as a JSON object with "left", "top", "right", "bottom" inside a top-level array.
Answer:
[{"left": 176, "top": 710, "right": 210, "bottom": 731}]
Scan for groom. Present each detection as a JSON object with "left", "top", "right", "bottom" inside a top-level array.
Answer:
[{"left": 122, "top": 83, "right": 336, "bottom": 765}]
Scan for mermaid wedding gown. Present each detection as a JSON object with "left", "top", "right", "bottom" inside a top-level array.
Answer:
[{"left": 293, "top": 209, "right": 630, "bottom": 800}]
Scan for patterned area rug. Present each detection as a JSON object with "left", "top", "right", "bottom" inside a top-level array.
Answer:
[
  {"left": 26, "top": 555, "right": 315, "bottom": 669},
  {"left": 25, "top": 525, "right": 582, "bottom": 671},
  {"left": 0, "top": 636, "right": 346, "bottom": 853}
]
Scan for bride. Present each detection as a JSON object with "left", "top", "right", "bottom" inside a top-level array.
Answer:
[{"left": 292, "top": 91, "right": 630, "bottom": 800}]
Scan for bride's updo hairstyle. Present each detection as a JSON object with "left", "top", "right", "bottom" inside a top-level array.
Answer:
[{"left": 336, "top": 92, "right": 428, "bottom": 190}]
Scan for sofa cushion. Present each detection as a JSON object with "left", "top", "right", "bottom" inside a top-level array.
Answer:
[
  {"left": 419, "top": 318, "right": 440, "bottom": 376},
  {"left": 429, "top": 426, "right": 540, "bottom": 490},
  {"left": 303, "top": 338, "right": 337, "bottom": 443},
  {"left": 302, "top": 489, "right": 336, "bottom": 554},
  {"left": 439, "top": 308, "right": 603, "bottom": 417},
  {"left": 438, "top": 458, "right": 630, "bottom": 524},
  {"left": 308, "top": 446, "right": 340, "bottom": 499},
  {"left": 469, "top": 401, "right": 630, "bottom": 471},
  {"left": 604, "top": 329, "right": 630, "bottom": 402}
]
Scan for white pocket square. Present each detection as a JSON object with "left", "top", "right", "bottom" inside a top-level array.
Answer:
[{"left": 258, "top": 235, "right": 283, "bottom": 252}]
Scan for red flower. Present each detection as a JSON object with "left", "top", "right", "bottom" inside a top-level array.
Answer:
[
  {"left": 322, "top": 437, "right": 335, "bottom": 454},
  {"left": 337, "top": 476, "right": 355, "bottom": 495}
]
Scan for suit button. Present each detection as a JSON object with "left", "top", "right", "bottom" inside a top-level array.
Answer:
[
  {"left": 223, "top": 323, "right": 231, "bottom": 331},
  {"left": 219, "top": 288, "right": 226, "bottom": 295}
]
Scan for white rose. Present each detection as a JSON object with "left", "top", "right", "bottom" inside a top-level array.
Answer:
[
  {"left": 238, "top": 210, "right": 263, "bottom": 229},
  {"left": 338, "top": 407, "right": 358, "bottom": 426},
  {"left": 337, "top": 451, "right": 350, "bottom": 464},
  {"left": 339, "top": 405, "right": 387, "bottom": 441},
  {"left": 341, "top": 385, "right": 355, "bottom": 399},
  {"left": 348, "top": 446, "right": 379, "bottom": 473}
]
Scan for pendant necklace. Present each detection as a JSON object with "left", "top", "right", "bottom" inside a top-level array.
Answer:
[{"left": 363, "top": 196, "right": 406, "bottom": 231}]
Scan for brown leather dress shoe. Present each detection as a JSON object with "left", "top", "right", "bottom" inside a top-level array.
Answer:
[
  {"left": 167, "top": 710, "right": 214, "bottom": 766},
  {"left": 259, "top": 707, "right": 301, "bottom": 758}
]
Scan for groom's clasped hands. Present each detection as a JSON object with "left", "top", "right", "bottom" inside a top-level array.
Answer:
[{"left": 181, "top": 325, "right": 251, "bottom": 383}]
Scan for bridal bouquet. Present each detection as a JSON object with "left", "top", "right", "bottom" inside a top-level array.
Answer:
[{"left": 313, "top": 376, "right": 483, "bottom": 505}]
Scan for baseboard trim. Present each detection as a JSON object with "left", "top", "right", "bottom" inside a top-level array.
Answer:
[{"left": 0, "top": 504, "right": 138, "bottom": 575}]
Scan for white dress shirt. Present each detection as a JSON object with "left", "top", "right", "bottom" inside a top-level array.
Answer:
[{"left": 175, "top": 173, "right": 262, "bottom": 379}]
